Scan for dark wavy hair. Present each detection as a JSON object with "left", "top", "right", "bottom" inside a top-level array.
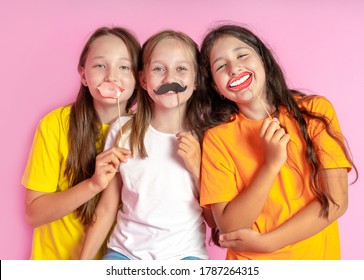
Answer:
[
  {"left": 199, "top": 24, "right": 357, "bottom": 246},
  {"left": 64, "top": 26, "right": 140, "bottom": 226}
]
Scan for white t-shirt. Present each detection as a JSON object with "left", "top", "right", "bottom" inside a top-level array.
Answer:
[{"left": 104, "top": 116, "right": 208, "bottom": 260}]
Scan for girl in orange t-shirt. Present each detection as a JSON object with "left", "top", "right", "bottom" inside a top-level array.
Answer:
[{"left": 199, "top": 24, "right": 357, "bottom": 259}]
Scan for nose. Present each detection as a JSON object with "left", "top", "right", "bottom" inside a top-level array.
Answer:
[
  {"left": 228, "top": 61, "right": 242, "bottom": 76},
  {"left": 105, "top": 67, "right": 118, "bottom": 83},
  {"left": 162, "top": 70, "right": 176, "bottom": 83}
]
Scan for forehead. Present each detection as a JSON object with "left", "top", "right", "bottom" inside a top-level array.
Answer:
[
  {"left": 88, "top": 34, "right": 129, "bottom": 56},
  {"left": 210, "top": 35, "right": 252, "bottom": 59},
  {"left": 151, "top": 38, "right": 195, "bottom": 62}
]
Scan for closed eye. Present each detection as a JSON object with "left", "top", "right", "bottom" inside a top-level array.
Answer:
[{"left": 216, "top": 63, "right": 226, "bottom": 72}]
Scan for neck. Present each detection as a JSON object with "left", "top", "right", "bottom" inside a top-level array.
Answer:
[{"left": 238, "top": 99, "right": 275, "bottom": 120}]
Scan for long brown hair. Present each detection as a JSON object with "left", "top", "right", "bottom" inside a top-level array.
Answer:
[
  {"left": 121, "top": 30, "right": 205, "bottom": 158},
  {"left": 199, "top": 24, "right": 358, "bottom": 245},
  {"left": 64, "top": 27, "right": 140, "bottom": 226}
]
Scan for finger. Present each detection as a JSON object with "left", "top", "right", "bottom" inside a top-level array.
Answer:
[
  {"left": 176, "top": 131, "right": 192, "bottom": 138},
  {"left": 101, "top": 147, "right": 131, "bottom": 158},
  {"left": 280, "top": 134, "right": 291, "bottom": 146},
  {"left": 108, "top": 153, "right": 124, "bottom": 166},
  {"left": 94, "top": 163, "right": 118, "bottom": 177},
  {"left": 177, "top": 133, "right": 197, "bottom": 146},
  {"left": 219, "top": 230, "right": 244, "bottom": 242},
  {"left": 262, "top": 122, "right": 280, "bottom": 141},
  {"left": 271, "top": 127, "right": 287, "bottom": 143},
  {"left": 97, "top": 151, "right": 129, "bottom": 169},
  {"left": 178, "top": 141, "right": 197, "bottom": 153},
  {"left": 108, "top": 148, "right": 131, "bottom": 162},
  {"left": 177, "top": 136, "right": 200, "bottom": 154},
  {"left": 177, "top": 143, "right": 190, "bottom": 154},
  {"left": 103, "top": 164, "right": 119, "bottom": 174},
  {"left": 219, "top": 240, "right": 241, "bottom": 251},
  {"left": 259, "top": 118, "right": 279, "bottom": 138}
]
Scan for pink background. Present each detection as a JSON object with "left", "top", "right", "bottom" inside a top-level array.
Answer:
[{"left": 0, "top": 0, "right": 363, "bottom": 260}]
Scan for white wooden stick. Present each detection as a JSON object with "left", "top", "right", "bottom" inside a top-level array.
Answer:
[{"left": 250, "top": 87, "right": 272, "bottom": 119}]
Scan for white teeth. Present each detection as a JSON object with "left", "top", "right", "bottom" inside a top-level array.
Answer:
[{"left": 229, "top": 74, "right": 251, "bottom": 87}]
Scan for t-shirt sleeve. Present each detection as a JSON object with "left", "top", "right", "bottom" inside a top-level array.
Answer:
[
  {"left": 21, "top": 113, "right": 62, "bottom": 192},
  {"left": 200, "top": 130, "right": 239, "bottom": 208},
  {"left": 307, "top": 97, "right": 351, "bottom": 171}
]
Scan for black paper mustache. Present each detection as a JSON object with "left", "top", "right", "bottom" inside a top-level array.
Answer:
[{"left": 153, "top": 82, "right": 187, "bottom": 95}]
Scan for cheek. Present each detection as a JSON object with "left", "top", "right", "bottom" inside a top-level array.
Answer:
[
  {"left": 146, "top": 74, "right": 160, "bottom": 87},
  {"left": 121, "top": 73, "right": 136, "bottom": 86},
  {"left": 213, "top": 75, "right": 225, "bottom": 92},
  {"left": 184, "top": 74, "right": 196, "bottom": 88},
  {"left": 85, "top": 70, "right": 102, "bottom": 84}
]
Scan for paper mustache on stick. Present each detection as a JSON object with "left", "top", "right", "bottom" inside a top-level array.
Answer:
[
  {"left": 153, "top": 82, "right": 187, "bottom": 131},
  {"left": 153, "top": 82, "right": 187, "bottom": 95}
]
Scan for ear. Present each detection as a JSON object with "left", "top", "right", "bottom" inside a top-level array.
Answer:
[
  {"left": 139, "top": 70, "right": 148, "bottom": 91},
  {"left": 80, "top": 67, "right": 87, "bottom": 86}
]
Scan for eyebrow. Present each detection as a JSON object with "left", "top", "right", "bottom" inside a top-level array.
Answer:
[
  {"left": 150, "top": 59, "right": 192, "bottom": 65},
  {"left": 91, "top": 56, "right": 131, "bottom": 61},
  {"left": 212, "top": 46, "right": 249, "bottom": 66}
]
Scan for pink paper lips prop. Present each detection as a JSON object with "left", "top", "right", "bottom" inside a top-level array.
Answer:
[{"left": 97, "top": 82, "right": 125, "bottom": 98}]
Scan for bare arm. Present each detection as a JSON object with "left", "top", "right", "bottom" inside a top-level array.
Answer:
[
  {"left": 219, "top": 168, "right": 348, "bottom": 252},
  {"left": 212, "top": 119, "right": 290, "bottom": 232},
  {"left": 25, "top": 147, "right": 130, "bottom": 227},
  {"left": 176, "top": 132, "right": 216, "bottom": 228},
  {"left": 80, "top": 175, "right": 121, "bottom": 259},
  {"left": 266, "top": 168, "right": 348, "bottom": 251}
]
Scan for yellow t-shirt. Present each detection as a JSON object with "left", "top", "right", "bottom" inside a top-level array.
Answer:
[
  {"left": 200, "top": 96, "right": 351, "bottom": 260},
  {"left": 22, "top": 106, "right": 109, "bottom": 259}
]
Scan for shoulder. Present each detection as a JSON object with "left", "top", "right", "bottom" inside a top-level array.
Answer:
[
  {"left": 38, "top": 105, "right": 71, "bottom": 130},
  {"left": 203, "top": 115, "right": 239, "bottom": 145},
  {"left": 296, "top": 95, "right": 335, "bottom": 115}
]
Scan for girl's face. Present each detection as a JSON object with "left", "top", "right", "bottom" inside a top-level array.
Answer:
[
  {"left": 141, "top": 38, "right": 196, "bottom": 110},
  {"left": 80, "top": 34, "right": 136, "bottom": 108},
  {"left": 209, "top": 35, "right": 266, "bottom": 108}
]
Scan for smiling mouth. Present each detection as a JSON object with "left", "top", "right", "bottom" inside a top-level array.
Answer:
[{"left": 228, "top": 72, "right": 253, "bottom": 92}]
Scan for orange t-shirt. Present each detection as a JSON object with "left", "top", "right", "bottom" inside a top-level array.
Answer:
[{"left": 200, "top": 96, "right": 351, "bottom": 259}]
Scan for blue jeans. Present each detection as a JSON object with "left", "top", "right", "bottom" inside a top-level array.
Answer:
[
  {"left": 102, "top": 249, "right": 131, "bottom": 260},
  {"left": 102, "top": 248, "right": 202, "bottom": 260}
]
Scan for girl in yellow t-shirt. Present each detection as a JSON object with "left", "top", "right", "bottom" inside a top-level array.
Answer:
[
  {"left": 199, "top": 24, "right": 357, "bottom": 259},
  {"left": 21, "top": 27, "right": 140, "bottom": 259}
]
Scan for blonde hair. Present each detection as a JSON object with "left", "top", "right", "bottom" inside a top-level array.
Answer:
[{"left": 116, "top": 30, "right": 203, "bottom": 158}]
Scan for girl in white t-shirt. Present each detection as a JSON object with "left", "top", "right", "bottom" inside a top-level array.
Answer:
[{"left": 80, "top": 30, "right": 215, "bottom": 260}]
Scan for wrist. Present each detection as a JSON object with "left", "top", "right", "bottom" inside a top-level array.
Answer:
[
  {"left": 262, "top": 161, "right": 282, "bottom": 175},
  {"left": 263, "top": 230, "right": 283, "bottom": 252},
  {"left": 87, "top": 178, "right": 103, "bottom": 195}
]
